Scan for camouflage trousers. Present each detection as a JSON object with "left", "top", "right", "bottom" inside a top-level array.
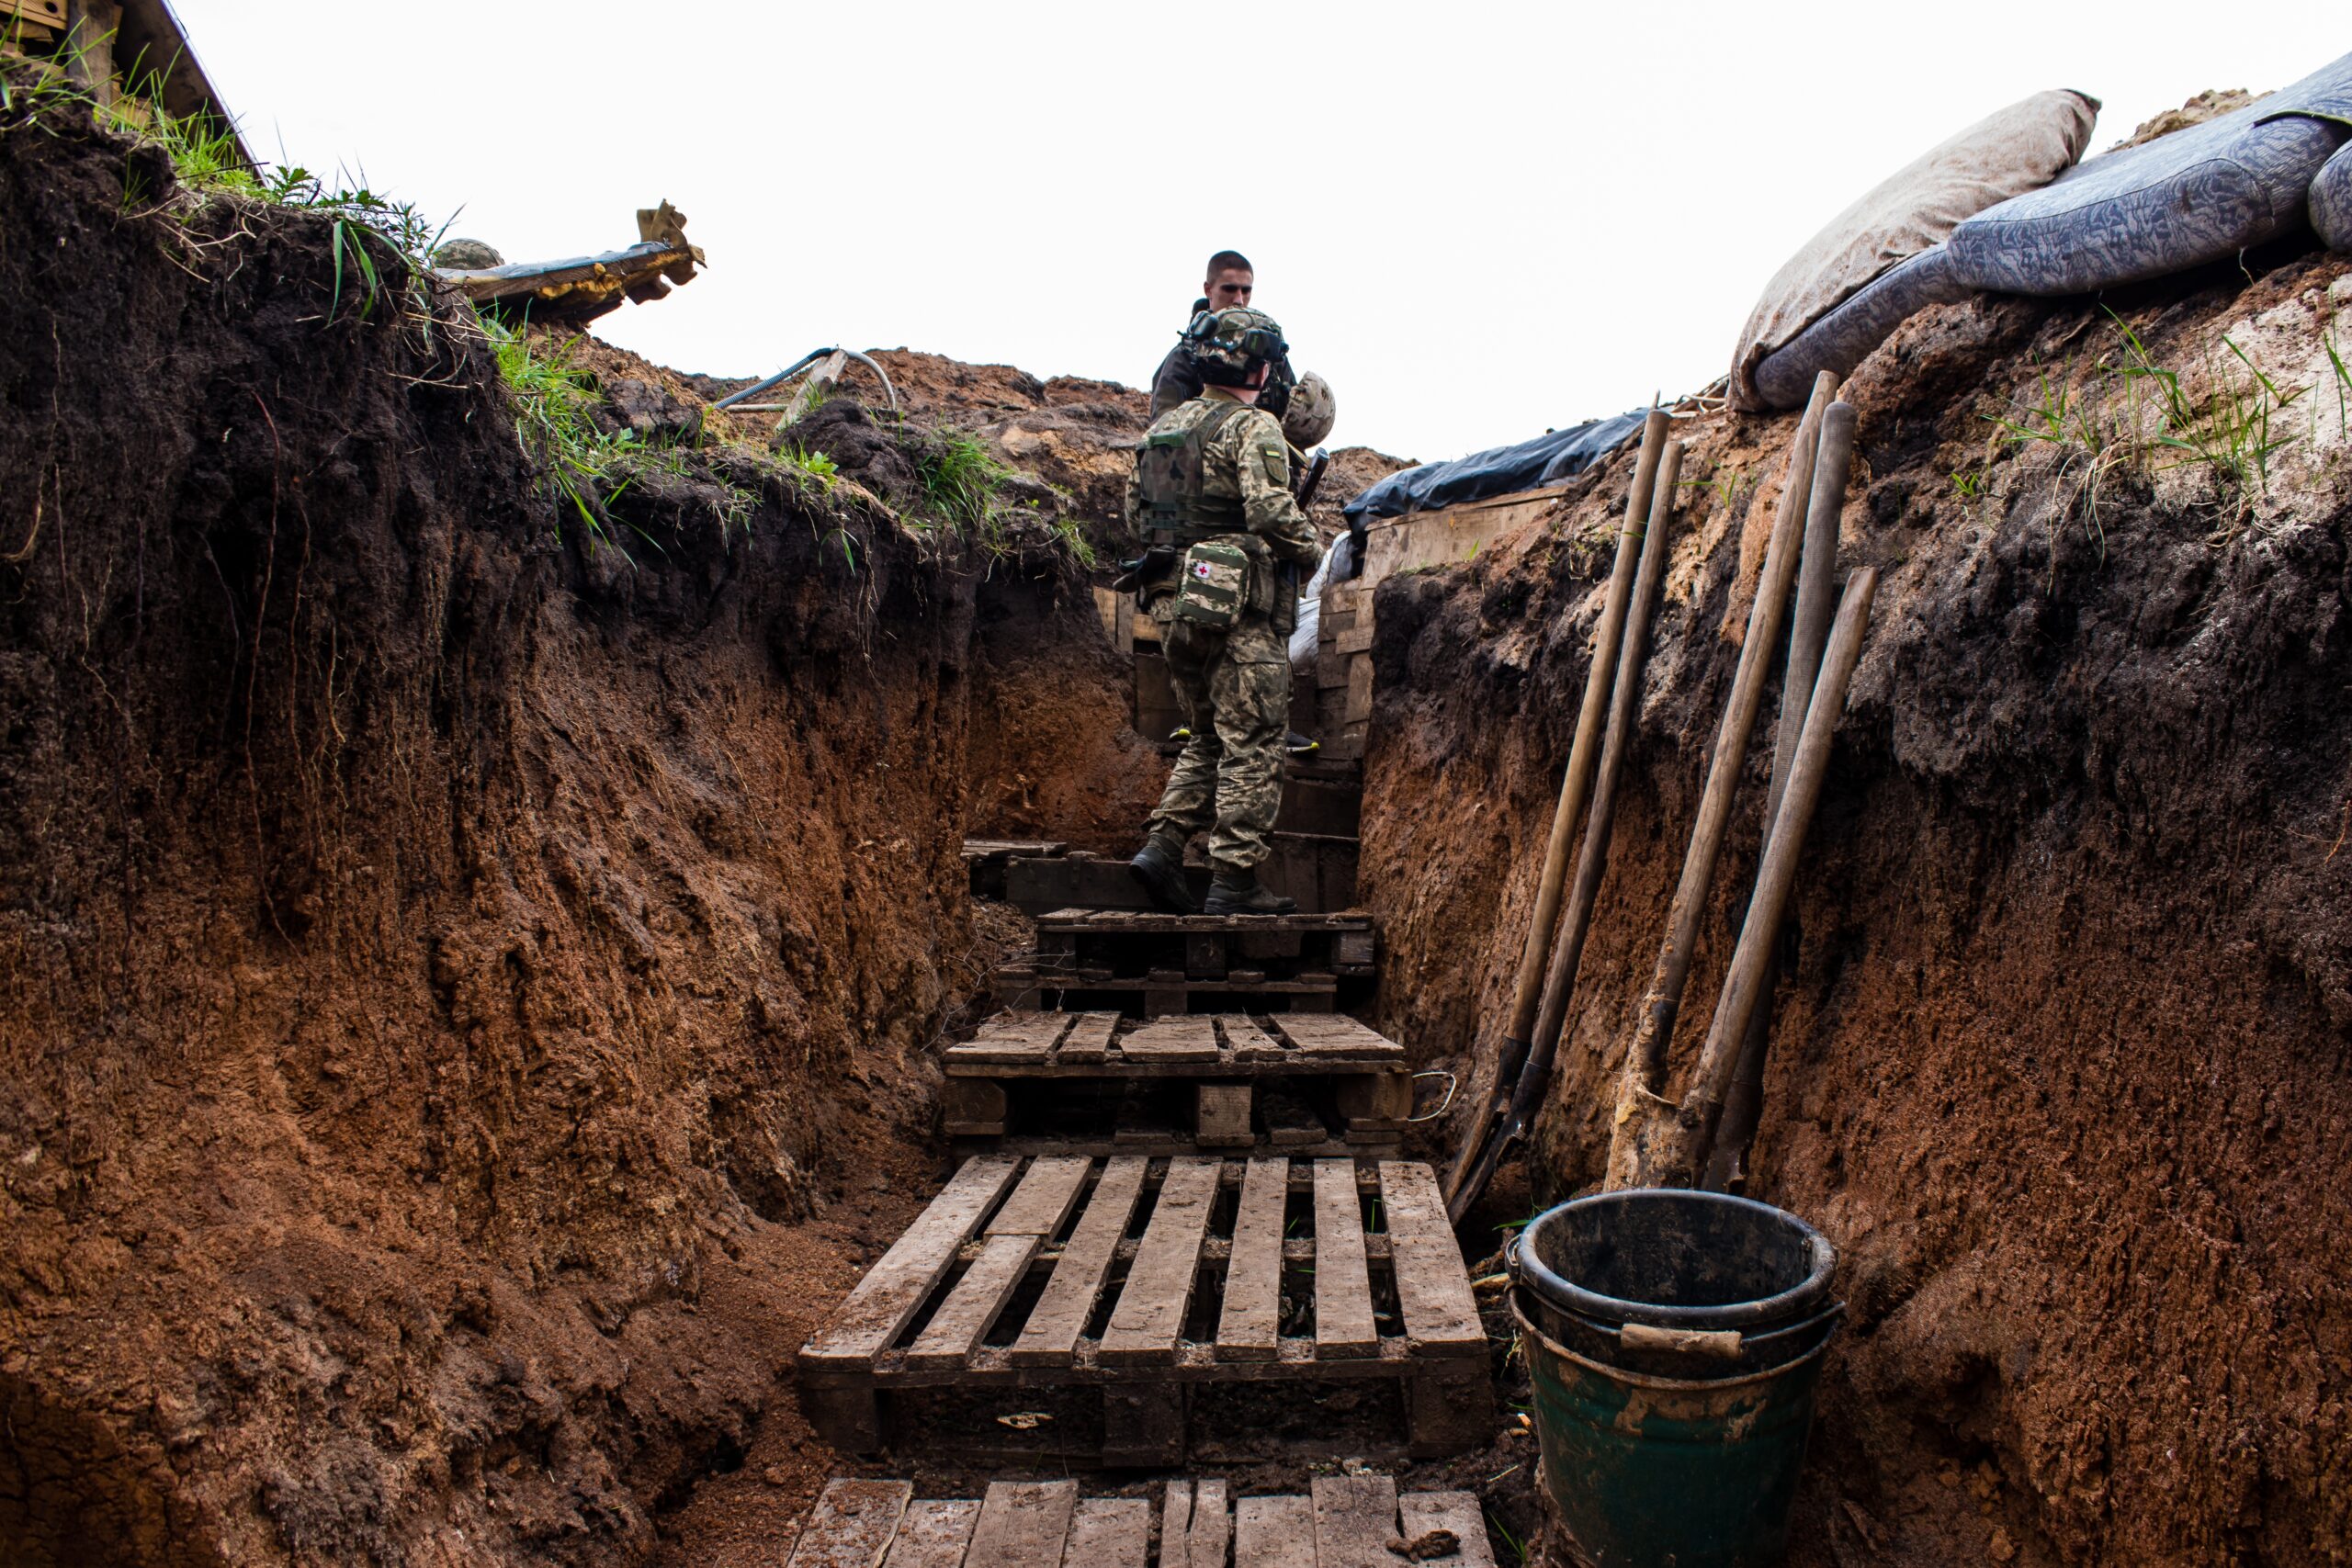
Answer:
[{"left": 1147, "top": 614, "right": 1290, "bottom": 870}]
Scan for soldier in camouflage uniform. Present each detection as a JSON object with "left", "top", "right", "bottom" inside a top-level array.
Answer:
[
  {"left": 1126, "top": 309, "right": 1323, "bottom": 917},
  {"left": 1150, "top": 250, "right": 1297, "bottom": 423}
]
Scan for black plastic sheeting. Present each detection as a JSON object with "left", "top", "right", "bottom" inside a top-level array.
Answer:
[{"left": 1341, "top": 408, "right": 1646, "bottom": 522}]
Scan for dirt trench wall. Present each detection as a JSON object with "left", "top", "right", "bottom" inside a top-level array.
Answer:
[
  {"left": 1360, "top": 249, "right": 2352, "bottom": 1564},
  {"left": 0, "top": 118, "right": 1066, "bottom": 1565}
]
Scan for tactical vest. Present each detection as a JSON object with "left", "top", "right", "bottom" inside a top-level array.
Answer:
[{"left": 1135, "top": 401, "right": 1249, "bottom": 542}]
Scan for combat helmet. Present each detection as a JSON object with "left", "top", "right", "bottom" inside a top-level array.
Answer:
[
  {"left": 1283, "top": 370, "right": 1336, "bottom": 448},
  {"left": 1184, "top": 307, "right": 1287, "bottom": 388}
]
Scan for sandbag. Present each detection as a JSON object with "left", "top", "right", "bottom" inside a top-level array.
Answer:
[
  {"left": 1731, "top": 89, "right": 2098, "bottom": 410},
  {"left": 1751, "top": 244, "right": 1974, "bottom": 410},
  {"left": 1948, "top": 52, "right": 2352, "bottom": 294},
  {"left": 2312, "top": 142, "right": 2352, "bottom": 252}
]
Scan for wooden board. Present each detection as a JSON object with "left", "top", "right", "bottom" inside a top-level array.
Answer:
[
  {"left": 1067, "top": 1498, "right": 1149, "bottom": 1568},
  {"left": 1214, "top": 1156, "right": 1288, "bottom": 1362},
  {"left": 1313, "top": 1159, "right": 1378, "bottom": 1358},
  {"left": 881, "top": 1500, "right": 981, "bottom": 1568},
  {"left": 1378, "top": 1163, "right": 1485, "bottom": 1357},
  {"left": 1310, "top": 1476, "right": 1402, "bottom": 1568},
  {"left": 1121, "top": 1016, "right": 1220, "bottom": 1064},
  {"left": 801, "top": 1156, "right": 1023, "bottom": 1366},
  {"left": 903, "top": 1233, "right": 1037, "bottom": 1371},
  {"left": 1233, "top": 1495, "right": 1317, "bottom": 1568},
  {"left": 1098, "top": 1156, "right": 1221, "bottom": 1364},
  {"left": 985, "top": 1156, "right": 1091, "bottom": 1239},
  {"left": 1057, "top": 1012, "right": 1118, "bottom": 1064},
  {"left": 1185, "top": 1479, "right": 1229, "bottom": 1568},
  {"left": 1272, "top": 1016, "right": 1394, "bottom": 1055},
  {"left": 788, "top": 1480, "right": 915, "bottom": 1568},
  {"left": 1396, "top": 1492, "right": 1496, "bottom": 1568},
  {"left": 954, "top": 1013, "right": 1077, "bottom": 1065},
  {"left": 965, "top": 1480, "right": 1078, "bottom": 1568},
  {"left": 1009, "top": 1156, "right": 1146, "bottom": 1366}
]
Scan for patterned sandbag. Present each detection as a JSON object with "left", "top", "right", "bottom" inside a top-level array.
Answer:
[
  {"left": 2312, "top": 142, "right": 2352, "bottom": 252},
  {"left": 1947, "top": 52, "right": 2352, "bottom": 295},
  {"left": 1751, "top": 244, "right": 1974, "bottom": 410}
]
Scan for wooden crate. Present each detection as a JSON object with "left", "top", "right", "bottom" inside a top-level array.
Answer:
[
  {"left": 797, "top": 1156, "right": 1492, "bottom": 1463},
  {"left": 942, "top": 1012, "right": 1412, "bottom": 1153},
  {"left": 784, "top": 1476, "right": 1495, "bottom": 1568}
]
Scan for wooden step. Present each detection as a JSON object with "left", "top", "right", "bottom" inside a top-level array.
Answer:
[
  {"left": 943, "top": 1013, "right": 1411, "bottom": 1153},
  {"left": 790, "top": 1477, "right": 1495, "bottom": 1568},
  {"left": 797, "top": 1156, "right": 1492, "bottom": 1463},
  {"left": 1000, "top": 836, "right": 1359, "bottom": 918}
]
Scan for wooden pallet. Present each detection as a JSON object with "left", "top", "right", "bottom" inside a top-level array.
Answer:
[
  {"left": 1018, "top": 909, "right": 1371, "bottom": 985},
  {"left": 943, "top": 1013, "right": 1410, "bottom": 1151},
  {"left": 797, "top": 1156, "right": 1491, "bottom": 1463},
  {"left": 967, "top": 840, "right": 1069, "bottom": 901},
  {"left": 786, "top": 1476, "right": 1494, "bottom": 1568},
  {"left": 1000, "top": 839, "right": 1360, "bottom": 919},
  {"left": 993, "top": 970, "right": 1344, "bottom": 1020}
]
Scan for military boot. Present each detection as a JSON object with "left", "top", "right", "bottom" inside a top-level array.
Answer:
[
  {"left": 1128, "top": 833, "right": 1197, "bottom": 914},
  {"left": 1204, "top": 866, "right": 1296, "bottom": 917}
]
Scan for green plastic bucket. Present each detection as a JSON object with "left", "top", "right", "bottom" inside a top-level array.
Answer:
[{"left": 1510, "top": 1191, "right": 1840, "bottom": 1568}]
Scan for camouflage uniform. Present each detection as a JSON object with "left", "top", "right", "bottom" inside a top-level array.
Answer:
[{"left": 1131, "top": 390, "right": 1323, "bottom": 870}]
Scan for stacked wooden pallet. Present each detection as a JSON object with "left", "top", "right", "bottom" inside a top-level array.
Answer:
[
  {"left": 942, "top": 1011, "right": 1410, "bottom": 1154},
  {"left": 998, "top": 909, "right": 1374, "bottom": 1018},
  {"left": 797, "top": 1155, "right": 1490, "bottom": 1462},
  {"left": 785, "top": 1476, "right": 1494, "bottom": 1568}
]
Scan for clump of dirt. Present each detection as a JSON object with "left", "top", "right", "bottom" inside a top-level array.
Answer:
[
  {"left": 0, "top": 98, "right": 1161, "bottom": 1567},
  {"left": 1359, "top": 236, "right": 2352, "bottom": 1565}
]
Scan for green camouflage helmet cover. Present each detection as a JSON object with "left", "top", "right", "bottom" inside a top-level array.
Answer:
[{"left": 1185, "top": 307, "right": 1287, "bottom": 387}]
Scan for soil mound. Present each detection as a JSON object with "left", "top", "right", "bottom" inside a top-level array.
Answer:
[{"left": 0, "top": 104, "right": 1159, "bottom": 1565}]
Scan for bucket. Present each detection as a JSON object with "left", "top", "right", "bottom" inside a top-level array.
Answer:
[{"left": 1510, "top": 1190, "right": 1841, "bottom": 1568}]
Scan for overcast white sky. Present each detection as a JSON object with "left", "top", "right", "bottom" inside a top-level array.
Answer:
[{"left": 173, "top": 2, "right": 2335, "bottom": 461}]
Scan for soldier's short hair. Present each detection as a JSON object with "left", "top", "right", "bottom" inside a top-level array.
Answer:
[{"left": 1205, "top": 250, "right": 1253, "bottom": 279}]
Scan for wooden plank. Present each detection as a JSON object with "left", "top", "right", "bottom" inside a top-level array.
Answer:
[
  {"left": 1065, "top": 1499, "right": 1149, "bottom": 1568},
  {"left": 1215, "top": 1156, "right": 1289, "bottom": 1362},
  {"left": 1313, "top": 1159, "right": 1379, "bottom": 1358},
  {"left": 954, "top": 1012, "right": 1077, "bottom": 1065},
  {"left": 965, "top": 1481, "right": 1078, "bottom": 1568},
  {"left": 802, "top": 1156, "right": 1023, "bottom": 1365},
  {"left": 903, "top": 1233, "right": 1038, "bottom": 1370},
  {"left": 1186, "top": 1479, "right": 1230, "bottom": 1568},
  {"left": 786, "top": 1480, "right": 915, "bottom": 1568},
  {"left": 1233, "top": 1496, "right": 1317, "bottom": 1568},
  {"left": 1120, "top": 1016, "right": 1220, "bottom": 1064},
  {"left": 1057, "top": 1012, "right": 1118, "bottom": 1065},
  {"left": 1310, "top": 1476, "right": 1401, "bottom": 1568},
  {"left": 1010, "top": 1156, "right": 1146, "bottom": 1365},
  {"left": 883, "top": 1500, "right": 980, "bottom": 1568},
  {"left": 1272, "top": 1016, "right": 1397, "bottom": 1056},
  {"left": 985, "top": 1156, "right": 1091, "bottom": 1238},
  {"left": 1161, "top": 1482, "right": 1196, "bottom": 1568},
  {"left": 1378, "top": 1164, "right": 1485, "bottom": 1356},
  {"left": 1396, "top": 1493, "right": 1495, "bottom": 1568},
  {"left": 1098, "top": 1156, "right": 1223, "bottom": 1364},
  {"left": 1219, "top": 1016, "right": 1288, "bottom": 1062}
]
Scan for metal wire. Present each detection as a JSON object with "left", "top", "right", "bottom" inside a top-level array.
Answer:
[{"left": 1406, "top": 1069, "right": 1459, "bottom": 1122}]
